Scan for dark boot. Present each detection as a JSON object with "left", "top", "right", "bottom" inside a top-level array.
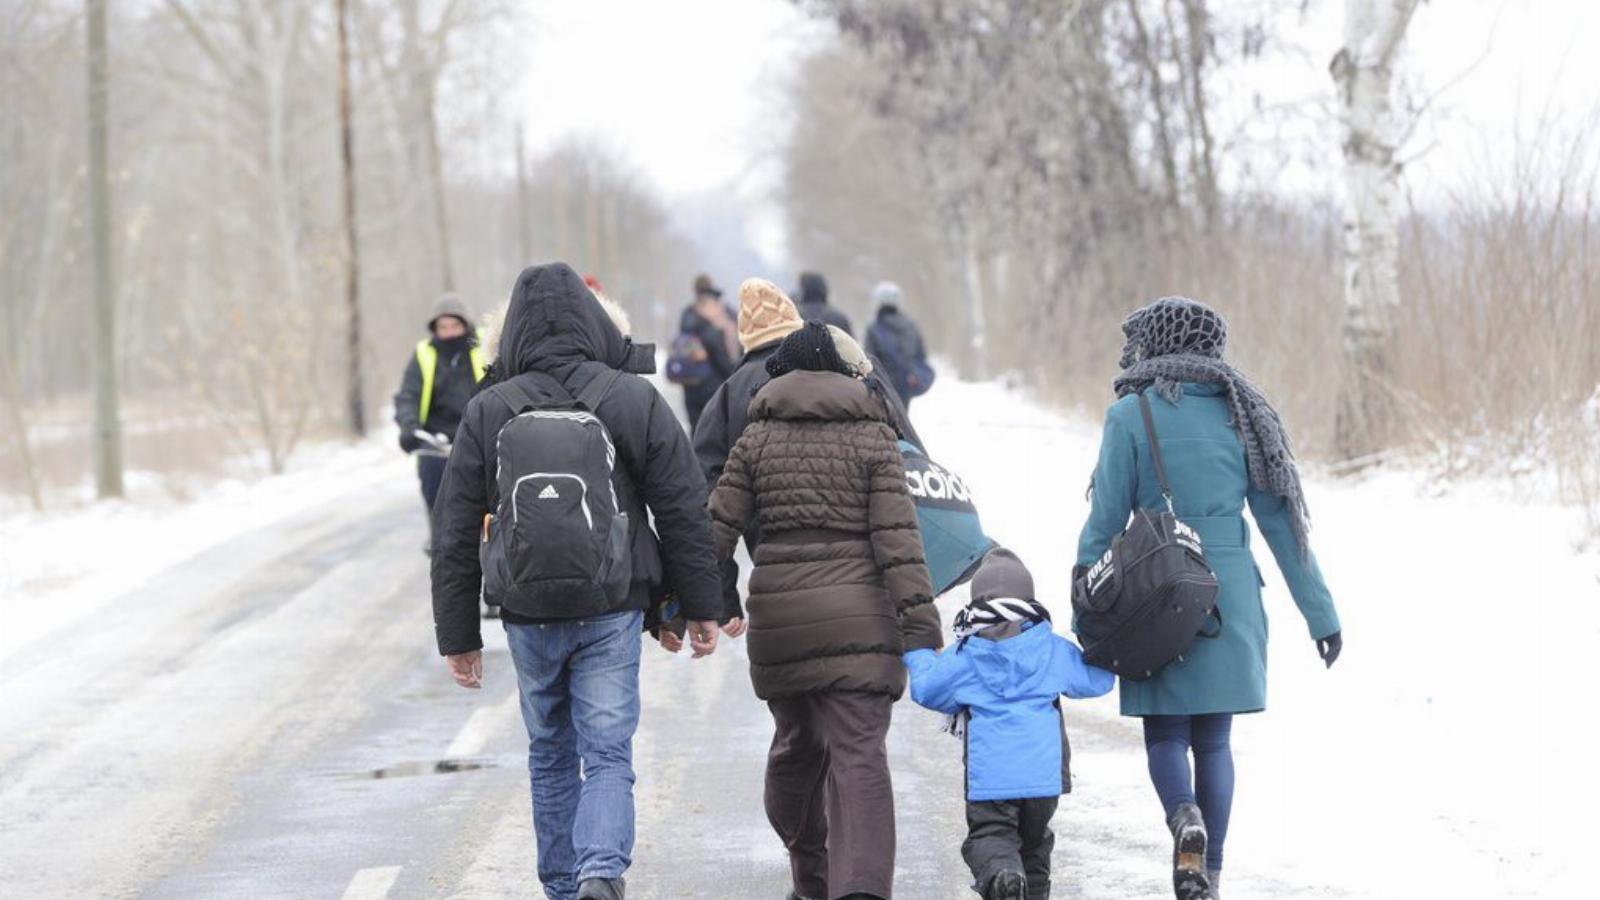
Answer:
[
  {"left": 986, "top": 869, "right": 1026, "bottom": 899},
  {"left": 1208, "top": 870, "right": 1222, "bottom": 899},
  {"left": 1168, "top": 803, "right": 1213, "bottom": 900},
  {"left": 577, "top": 877, "right": 625, "bottom": 900}
]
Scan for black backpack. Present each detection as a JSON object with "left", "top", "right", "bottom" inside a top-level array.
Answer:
[
  {"left": 1072, "top": 391, "right": 1221, "bottom": 681},
  {"left": 480, "top": 368, "right": 632, "bottom": 618}
]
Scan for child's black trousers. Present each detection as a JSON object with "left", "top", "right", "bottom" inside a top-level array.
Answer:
[{"left": 962, "top": 796, "right": 1059, "bottom": 898}]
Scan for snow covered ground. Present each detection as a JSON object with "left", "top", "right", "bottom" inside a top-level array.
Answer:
[
  {"left": 0, "top": 440, "right": 410, "bottom": 661},
  {"left": 1, "top": 374, "right": 1594, "bottom": 897},
  {"left": 912, "top": 376, "right": 1600, "bottom": 898}
]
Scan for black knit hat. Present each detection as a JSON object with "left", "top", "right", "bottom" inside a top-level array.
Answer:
[{"left": 765, "top": 321, "right": 848, "bottom": 379}]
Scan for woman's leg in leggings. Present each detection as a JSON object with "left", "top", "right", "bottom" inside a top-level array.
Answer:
[
  {"left": 1190, "top": 714, "right": 1235, "bottom": 873},
  {"left": 1142, "top": 715, "right": 1196, "bottom": 816}
]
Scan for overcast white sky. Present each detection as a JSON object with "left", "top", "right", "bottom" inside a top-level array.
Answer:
[{"left": 513, "top": 0, "right": 1600, "bottom": 263}]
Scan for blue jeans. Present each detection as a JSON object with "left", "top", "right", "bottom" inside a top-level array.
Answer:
[
  {"left": 504, "top": 610, "right": 643, "bottom": 900},
  {"left": 1143, "top": 714, "right": 1234, "bottom": 873}
]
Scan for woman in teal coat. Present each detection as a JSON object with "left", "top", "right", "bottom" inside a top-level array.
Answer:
[{"left": 1076, "top": 297, "right": 1342, "bottom": 900}]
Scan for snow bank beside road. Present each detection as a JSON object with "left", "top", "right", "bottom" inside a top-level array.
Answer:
[
  {"left": 911, "top": 375, "right": 1598, "bottom": 897},
  {"left": 0, "top": 440, "right": 410, "bottom": 661}
]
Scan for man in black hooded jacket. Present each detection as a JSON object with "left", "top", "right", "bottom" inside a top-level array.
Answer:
[
  {"left": 796, "top": 270, "right": 854, "bottom": 337},
  {"left": 431, "top": 262, "right": 722, "bottom": 900}
]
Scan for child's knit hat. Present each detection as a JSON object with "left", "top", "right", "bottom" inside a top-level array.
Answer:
[{"left": 954, "top": 549, "right": 1051, "bottom": 641}]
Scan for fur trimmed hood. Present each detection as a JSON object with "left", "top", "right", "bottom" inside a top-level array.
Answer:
[{"left": 479, "top": 271, "right": 633, "bottom": 367}]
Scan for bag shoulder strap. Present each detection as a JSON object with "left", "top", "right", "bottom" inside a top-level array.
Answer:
[{"left": 1136, "top": 390, "right": 1176, "bottom": 514}]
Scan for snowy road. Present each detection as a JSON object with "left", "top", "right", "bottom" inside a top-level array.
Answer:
[
  {"left": 3, "top": 377, "right": 1594, "bottom": 898},
  {"left": 0, "top": 471, "right": 1168, "bottom": 899}
]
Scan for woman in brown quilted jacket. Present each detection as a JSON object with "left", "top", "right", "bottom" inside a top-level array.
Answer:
[{"left": 708, "top": 322, "right": 942, "bottom": 900}]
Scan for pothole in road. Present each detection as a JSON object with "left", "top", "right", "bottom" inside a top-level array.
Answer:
[{"left": 349, "top": 758, "right": 498, "bottom": 780}]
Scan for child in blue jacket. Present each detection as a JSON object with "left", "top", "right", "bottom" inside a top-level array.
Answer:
[{"left": 904, "top": 548, "right": 1114, "bottom": 900}]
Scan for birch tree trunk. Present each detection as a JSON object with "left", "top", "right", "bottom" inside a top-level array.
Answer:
[
  {"left": 1331, "top": 0, "right": 1421, "bottom": 461},
  {"left": 87, "top": 0, "right": 124, "bottom": 498}
]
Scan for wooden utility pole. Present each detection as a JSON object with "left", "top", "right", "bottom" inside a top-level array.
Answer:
[
  {"left": 1331, "top": 0, "right": 1421, "bottom": 461},
  {"left": 336, "top": 0, "right": 366, "bottom": 436},
  {"left": 514, "top": 124, "right": 532, "bottom": 263},
  {"left": 86, "top": 0, "right": 123, "bottom": 498}
]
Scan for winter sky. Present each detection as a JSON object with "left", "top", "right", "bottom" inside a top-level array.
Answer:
[{"left": 514, "top": 0, "right": 1600, "bottom": 264}]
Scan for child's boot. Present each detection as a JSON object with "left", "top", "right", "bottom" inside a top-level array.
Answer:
[{"left": 985, "top": 870, "right": 1026, "bottom": 900}]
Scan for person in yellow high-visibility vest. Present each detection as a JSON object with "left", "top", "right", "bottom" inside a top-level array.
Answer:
[{"left": 393, "top": 295, "right": 488, "bottom": 548}]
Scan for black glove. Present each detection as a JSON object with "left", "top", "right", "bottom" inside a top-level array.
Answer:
[
  {"left": 398, "top": 429, "right": 422, "bottom": 453},
  {"left": 1316, "top": 631, "right": 1342, "bottom": 669}
]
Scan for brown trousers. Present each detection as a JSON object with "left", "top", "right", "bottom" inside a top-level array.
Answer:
[{"left": 765, "top": 691, "right": 896, "bottom": 900}]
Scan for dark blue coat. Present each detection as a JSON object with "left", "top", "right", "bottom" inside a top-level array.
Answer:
[
  {"left": 1075, "top": 383, "right": 1341, "bottom": 716},
  {"left": 905, "top": 623, "right": 1113, "bottom": 801}
]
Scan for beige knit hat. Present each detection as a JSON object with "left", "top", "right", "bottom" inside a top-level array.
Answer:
[
  {"left": 827, "top": 324, "right": 873, "bottom": 378},
  {"left": 737, "top": 278, "right": 804, "bottom": 352}
]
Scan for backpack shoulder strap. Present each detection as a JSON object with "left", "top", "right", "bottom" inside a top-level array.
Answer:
[
  {"left": 575, "top": 364, "right": 623, "bottom": 414},
  {"left": 490, "top": 371, "right": 571, "bottom": 415},
  {"left": 1136, "top": 390, "right": 1176, "bottom": 514}
]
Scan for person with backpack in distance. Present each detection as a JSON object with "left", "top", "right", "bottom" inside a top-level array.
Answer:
[
  {"left": 692, "top": 279, "right": 926, "bottom": 632},
  {"left": 393, "top": 295, "right": 488, "bottom": 552},
  {"left": 795, "top": 270, "right": 854, "bottom": 336},
  {"left": 667, "top": 273, "right": 739, "bottom": 430},
  {"left": 1075, "top": 297, "right": 1342, "bottom": 900},
  {"left": 430, "top": 263, "right": 725, "bottom": 900},
  {"left": 904, "top": 548, "right": 1114, "bottom": 900},
  {"left": 864, "top": 281, "right": 935, "bottom": 408},
  {"left": 707, "top": 322, "right": 942, "bottom": 900}
]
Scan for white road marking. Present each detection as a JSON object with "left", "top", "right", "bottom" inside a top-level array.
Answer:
[
  {"left": 446, "top": 691, "right": 520, "bottom": 758},
  {"left": 339, "top": 865, "right": 402, "bottom": 900}
]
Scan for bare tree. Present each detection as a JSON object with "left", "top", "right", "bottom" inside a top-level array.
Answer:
[
  {"left": 336, "top": 0, "right": 366, "bottom": 437},
  {"left": 87, "top": 0, "right": 124, "bottom": 498},
  {"left": 1330, "top": 0, "right": 1422, "bottom": 460}
]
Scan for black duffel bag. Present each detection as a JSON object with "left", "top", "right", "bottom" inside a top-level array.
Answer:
[{"left": 1073, "top": 391, "right": 1221, "bottom": 681}]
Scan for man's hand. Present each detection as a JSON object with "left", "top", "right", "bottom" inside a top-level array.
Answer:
[
  {"left": 687, "top": 620, "right": 719, "bottom": 658},
  {"left": 721, "top": 617, "right": 747, "bottom": 639},
  {"left": 446, "top": 650, "right": 483, "bottom": 689},
  {"left": 655, "top": 617, "right": 686, "bottom": 654}
]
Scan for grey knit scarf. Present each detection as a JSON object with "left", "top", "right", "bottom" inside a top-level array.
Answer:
[{"left": 1112, "top": 297, "right": 1311, "bottom": 554}]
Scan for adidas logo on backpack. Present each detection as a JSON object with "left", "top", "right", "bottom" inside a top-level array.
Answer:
[{"left": 538, "top": 484, "right": 560, "bottom": 500}]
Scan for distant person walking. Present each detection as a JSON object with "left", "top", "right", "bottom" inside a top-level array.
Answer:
[
  {"left": 1075, "top": 297, "right": 1342, "bottom": 900},
  {"left": 666, "top": 273, "right": 739, "bottom": 430},
  {"left": 863, "top": 281, "right": 934, "bottom": 408},
  {"left": 796, "top": 271, "right": 853, "bottom": 336},
  {"left": 708, "top": 322, "right": 941, "bottom": 900},
  {"left": 392, "top": 295, "right": 487, "bottom": 549},
  {"left": 431, "top": 263, "right": 725, "bottom": 900}
]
